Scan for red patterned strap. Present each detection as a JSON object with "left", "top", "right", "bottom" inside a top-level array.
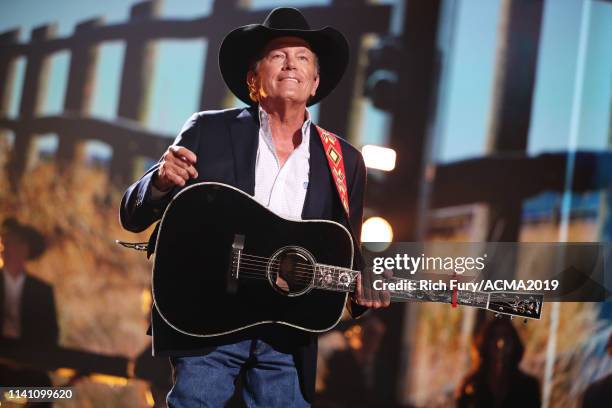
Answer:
[
  {"left": 315, "top": 125, "right": 350, "bottom": 216},
  {"left": 451, "top": 272, "right": 458, "bottom": 308}
]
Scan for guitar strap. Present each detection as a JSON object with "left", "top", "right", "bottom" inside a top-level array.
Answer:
[{"left": 315, "top": 125, "right": 350, "bottom": 216}]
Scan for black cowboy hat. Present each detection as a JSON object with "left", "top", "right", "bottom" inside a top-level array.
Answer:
[
  {"left": 1, "top": 217, "right": 46, "bottom": 260},
  {"left": 219, "top": 7, "right": 349, "bottom": 107}
]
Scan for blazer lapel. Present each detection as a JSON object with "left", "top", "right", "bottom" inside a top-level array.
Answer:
[
  {"left": 302, "top": 123, "right": 333, "bottom": 220},
  {"left": 229, "top": 106, "right": 260, "bottom": 195}
]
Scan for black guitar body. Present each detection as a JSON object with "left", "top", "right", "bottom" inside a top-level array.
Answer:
[{"left": 152, "top": 182, "right": 354, "bottom": 337}]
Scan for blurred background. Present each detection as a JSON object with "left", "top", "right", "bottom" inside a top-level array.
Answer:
[{"left": 0, "top": 0, "right": 611, "bottom": 406}]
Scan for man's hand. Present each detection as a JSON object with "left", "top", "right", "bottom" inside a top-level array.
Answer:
[
  {"left": 352, "top": 274, "right": 391, "bottom": 309},
  {"left": 153, "top": 146, "right": 198, "bottom": 191}
]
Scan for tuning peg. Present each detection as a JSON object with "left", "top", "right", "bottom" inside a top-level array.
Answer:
[{"left": 495, "top": 313, "right": 501, "bottom": 319}]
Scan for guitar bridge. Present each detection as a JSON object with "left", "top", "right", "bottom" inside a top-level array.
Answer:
[{"left": 227, "top": 234, "right": 245, "bottom": 294}]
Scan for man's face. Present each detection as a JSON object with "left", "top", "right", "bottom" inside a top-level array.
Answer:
[
  {"left": 1, "top": 232, "right": 29, "bottom": 274},
  {"left": 249, "top": 36, "right": 320, "bottom": 106}
]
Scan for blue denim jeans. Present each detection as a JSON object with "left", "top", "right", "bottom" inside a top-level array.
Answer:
[{"left": 166, "top": 338, "right": 310, "bottom": 407}]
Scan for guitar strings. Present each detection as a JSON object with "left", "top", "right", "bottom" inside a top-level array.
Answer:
[
  {"left": 235, "top": 261, "right": 355, "bottom": 286},
  {"left": 234, "top": 262, "right": 358, "bottom": 290},
  {"left": 236, "top": 267, "right": 357, "bottom": 292},
  {"left": 235, "top": 259, "right": 359, "bottom": 285},
  {"left": 237, "top": 255, "right": 317, "bottom": 273},
  {"left": 236, "top": 258, "right": 321, "bottom": 277},
  {"left": 237, "top": 273, "right": 356, "bottom": 295},
  {"left": 239, "top": 252, "right": 355, "bottom": 274},
  {"left": 238, "top": 253, "right": 354, "bottom": 276},
  {"left": 238, "top": 268, "right": 353, "bottom": 288},
  {"left": 237, "top": 260, "right": 347, "bottom": 279},
  {"left": 236, "top": 253, "right": 354, "bottom": 277},
  {"left": 239, "top": 253, "right": 354, "bottom": 275},
  {"left": 235, "top": 254, "right": 364, "bottom": 291}
]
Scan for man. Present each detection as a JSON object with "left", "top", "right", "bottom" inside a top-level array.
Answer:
[
  {"left": 0, "top": 217, "right": 59, "bottom": 387},
  {"left": 120, "top": 7, "right": 388, "bottom": 407},
  {"left": 455, "top": 318, "right": 541, "bottom": 408},
  {"left": 582, "top": 329, "right": 612, "bottom": 408}
]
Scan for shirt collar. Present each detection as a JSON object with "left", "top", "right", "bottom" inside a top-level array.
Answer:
[
  {"left": 258, "top": 105, "right": 311, "bottom": 150},
  {"left": 2, "top": 268, "right": 26, "bottom": 287}
]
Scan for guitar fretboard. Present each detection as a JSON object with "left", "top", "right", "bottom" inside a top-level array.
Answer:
[
  {"left": 312, "top": 265, "right": 490, "bottom": 309},
  {"left": 232, "top": 252, "right": 541, "bottom": 319}
]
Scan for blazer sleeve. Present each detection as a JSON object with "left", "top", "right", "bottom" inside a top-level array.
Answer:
[
  {"left": 24, "top": 278, "right": 59, "bottom": 346},
  {"left": 119, "top": 113, "right": 201, "bottom": 233},
  {"left": 345, "top": 149, "right": 369, "bottom": 319}
]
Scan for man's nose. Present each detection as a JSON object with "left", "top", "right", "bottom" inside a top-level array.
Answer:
[{"left": 283, "top": 55, "right": 297, "bottom": 70}]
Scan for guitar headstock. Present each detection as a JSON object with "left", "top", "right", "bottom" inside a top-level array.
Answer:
[{"left": 486, "top": 292, "right": 543, "bottom": 320}]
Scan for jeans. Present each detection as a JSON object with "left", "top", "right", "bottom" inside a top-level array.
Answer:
[{"left": 166, "top": 338, "right": 310, "bottom": 408}]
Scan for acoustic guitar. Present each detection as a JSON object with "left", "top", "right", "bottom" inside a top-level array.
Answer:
[{"left": 151, "top": 182, "right": 543, "bottom": 337}]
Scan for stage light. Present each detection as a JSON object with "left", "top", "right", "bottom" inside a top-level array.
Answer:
[
  {"left": 141, "top": 288, "right": 152, "bottom": 313},
  {"left": 361, "top": 145, "right": 396, "bottom": 171},
  {"left": 361, "top": 216, "right": 394, "bottom": 243},
  {"left": 89, "top": 374, "right": 129, "bottom": 385}
]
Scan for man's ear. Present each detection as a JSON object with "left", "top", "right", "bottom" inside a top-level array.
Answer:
[
  {"left": 246, "top": 70, "right": 256, "bottom": 88},
  {"left": 310, "top": 73, "right": 320, "bottom": 97},
  {"left": 246, "top": 70, "right": 260, "bottom": 103}
]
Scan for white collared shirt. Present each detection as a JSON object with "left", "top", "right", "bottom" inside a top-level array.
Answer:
[
  {"left": 254, "top": 105, "right": 311, "bottom": 219},
  {"left": 151, "top": 107, "right": 312, "bottom": 218},
  {"left": 2, "top": 268, "right": 25, "bottom": 339}
]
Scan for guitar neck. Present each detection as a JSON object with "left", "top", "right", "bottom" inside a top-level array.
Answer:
[
  {"left": 312, "top": 265, "right": 490, "bottom": 310},
  {"left": 233, "top": 250, "right": 541, "bottom": 319}
]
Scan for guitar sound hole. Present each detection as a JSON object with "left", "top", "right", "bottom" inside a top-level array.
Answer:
[{"left": 267, "top": 247, "right": 315, "bottom": 296}]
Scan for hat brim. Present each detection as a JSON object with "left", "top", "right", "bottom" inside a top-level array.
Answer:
[
  {"left": 219, "top": 24, "right": 349, "bottom": 107},
  {"left": 2, "top": 218, "right": 46, "bottom": 260}
]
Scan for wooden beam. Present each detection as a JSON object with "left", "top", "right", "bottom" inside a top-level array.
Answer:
[
  {"left": 111, "top": 0, "right": 160, "bottom": 186},
  {"left": 7, "top": 24, "right": 56, "bottom": 190},
  {"left": 483, "top": 0, "right": 544, "bottom": 241},
  {"left": 57, "top": 18, "right": 104, "bottom": 165}
]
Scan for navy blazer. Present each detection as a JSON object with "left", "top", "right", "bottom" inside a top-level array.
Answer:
[
  {"left": 120, "top": 105, "right": 367, "bottom": 402},
  {"left": 0, "top": 272, "right": 59, "bottom": 346}
]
